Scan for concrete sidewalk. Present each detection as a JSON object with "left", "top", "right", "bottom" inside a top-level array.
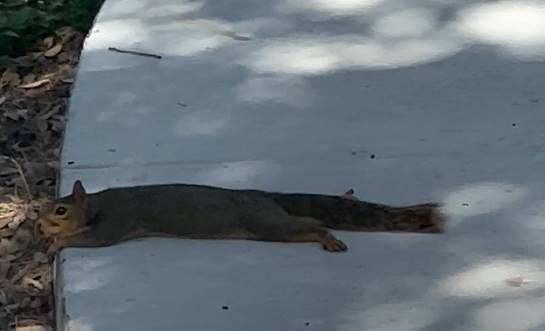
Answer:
[{"left": 57, "top": 0, "right": 545, "bottom": 330}]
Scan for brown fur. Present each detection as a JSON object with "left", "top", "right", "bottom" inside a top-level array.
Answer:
[{"left": 38, "top": 181, "right": 446, "bottom": 255}]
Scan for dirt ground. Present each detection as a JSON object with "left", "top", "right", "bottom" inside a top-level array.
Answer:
[{"left": 0, "top": 26, "right": 86, "bottom": 331}]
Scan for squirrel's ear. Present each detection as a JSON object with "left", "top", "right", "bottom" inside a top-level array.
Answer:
[{"left": 72, "top": 180, "right": 88, "bottom": 208}]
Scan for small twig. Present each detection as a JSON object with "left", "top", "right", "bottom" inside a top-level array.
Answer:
[
  {"left": 107, "top": 47, "right": 162, "bottom": 59},
  {"left": 2, "top": 156, "right": 32, "bottom": 202}
]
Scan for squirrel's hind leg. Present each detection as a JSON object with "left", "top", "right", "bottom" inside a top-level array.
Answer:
[{"left": 242, "top": 211, "right": 347, "bottom": 252}]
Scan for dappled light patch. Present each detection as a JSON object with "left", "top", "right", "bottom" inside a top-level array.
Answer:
[
  {"left": 84, "top": 19, "right": 148, "bottom": 52},
  {"left": 441, "top": 182, "right": 527, "bottom": 218},
  {"left": 436, "top": 258, "right": 545, "bottom": 299},
  {"left": 66, "top": 318, "right": 95, "bottom": 331},
  {"left": 276, "top": 0, "right": 385, "bottom": 17},
  {"left": 84, "top": 0, "right": 545, "bottom": 78},
  {"left": 244, "top": 39, "right": 340, "bottom": 75},
  {"left": 242, "top": 34, "right": 463, "bottom": 75},
  {"left": 473, "top": 298, "right": 545, "bottom": 331},
  {"left": 371, "top": 7, "right": 438, "bottom": 38},
  {"left": 64, "top": 257, "right": 115, "bottom": 293},
  {"left": 234, "top": 75, "right": 314, "bottom": 108},
  {"left": 456, "top": 1, "right": 545, "bottom": 59}
]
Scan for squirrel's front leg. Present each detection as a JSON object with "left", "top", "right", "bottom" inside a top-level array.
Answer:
[
  {"left": 46, "top": 231, "right": 119, "bottom": 258},
  {"left": 46, "top": 238, "right": 64, "bottom": 257}
]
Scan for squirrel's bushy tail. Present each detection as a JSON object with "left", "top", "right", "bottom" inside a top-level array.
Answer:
[{"left": 267, "top": 193, "right": 446, "bottom": 233}]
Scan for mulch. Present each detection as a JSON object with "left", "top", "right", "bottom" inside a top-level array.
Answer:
[{"left": 0, "top": 26, "right": 86, "bottom": 331}]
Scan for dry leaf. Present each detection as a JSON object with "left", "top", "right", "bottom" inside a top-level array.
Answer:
[
  {"left": 23, "top": 277, "right": 44, "bottom": 290},
  {"left": 1, "top": 70, "right": 21, "bottom": 87},
  {"left": 33, "top": 252, "right": 48, "bottom": 264},
  {"left": 3, "top": 254, "right": 17, "bottom": 262},
  {"left": 30, "top": 51, "right": 43, "bottom": 59},
  {"left": 57, "top": 52, "right": 71, "bottom": 63},
  {"left": 16, "top": 319, "right": 49, "bottom": 328},
  {"left": 11, "top": 264, "right": 32, "bottom": 283},
  {"left": 0, "top": 260, "right": 10, "bottom": 279},
  {"left": 0, "top": 227, "right": 14, "bottom": 238},
  {"left": 44, "top": 44, "right": 63, "bottom": 58},
  {"left": 50, "top": 117, "right": 66, "bottom": 132},
  {"left": 0, "top": 289, "right": 7, "bottom": 305},
  {"left": 41, "top": 73, "right": 55, "bottom": 80},
  {"left": 4, "top": 111, "right": 20, "bottom": 121},
  {"left": 12, "top": 228, "right": 33, "bottom": 248},
  {"left": 0, "top": 238, "right": 15, "bottom": 255},
  {"left": 0, "top": 218, "right": 13, "bottom": 229},
  {"left": 38, "top": 111, "right": 55, "bottom": 122},
  {"left": 16, "top": 325, "right": 48, "bottom": 331},
  {"left": 0, "top": 22, "right": 83, "bottom": 329},
  {"left": 55, "top": 26, "right": 76, "bottom": 42},
  {"left": 22, "top": 73, "right": 37, "bottom": 85},
  {"left": 7, "top": 195, "right": 24, "bottom": 204},
  {"left": 43, "top": 36, "right": 54, "bottom": 49},
  {"left": 38, "top": 107, "right": 58, "bottom": 121},
  {"left": 5, "top": 302, "right": 20, "bottom": 312},
  {"left": 58, "top": 64, "right": 74, "bottom": 75},
  {"left": 14, "top": 108, "right": 29, "bottom": 121},
  {"left": 8, "top": 209, "right": 27, "bottom": 229},
  {"left": 0, "top": 211, "right": 16, "bottom": 228},
  {"left": 20, "top": 296, "right": 31, "bottom": 308},
  {"left": 5, "top": 109, "right": 26, "bottom": 122},
  {"left": 19, "top": 79, "right": 51, "bottom": 89},
  {"left": 30, "top": 297, "right": 43, "bottom": 309},
  {"left": 0, "top": 228, "right": 33, "bottom": 255}
]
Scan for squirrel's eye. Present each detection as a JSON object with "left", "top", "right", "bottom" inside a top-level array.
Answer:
[{"left": 54, "top": 206, "right": 67, "bottom": 216}]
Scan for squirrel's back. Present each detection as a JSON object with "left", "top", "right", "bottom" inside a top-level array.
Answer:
[{"left": 92, "top": 184, "right": 282, "bottom": 236}]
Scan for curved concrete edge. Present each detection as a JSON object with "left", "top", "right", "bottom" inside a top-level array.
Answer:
[{"left": 54, "top": 257, "right": 65, "bottom": 331}]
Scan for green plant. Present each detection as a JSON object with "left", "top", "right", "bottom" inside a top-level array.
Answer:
[{"left": 0, "top": 0, "right": 104, "bottom": 57}]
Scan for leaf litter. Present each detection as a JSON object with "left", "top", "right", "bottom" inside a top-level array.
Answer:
[{"left": 1, "top": 26, "right": 85, "bottom": 331}]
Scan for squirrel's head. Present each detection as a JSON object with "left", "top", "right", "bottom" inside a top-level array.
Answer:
[{"left": 38, "top": 180, "right": 95, "bottom": 238}]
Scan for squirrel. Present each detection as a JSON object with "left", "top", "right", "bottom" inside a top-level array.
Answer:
[{"left": 37, "top": 180, "right": 446, "bottom": 256}]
